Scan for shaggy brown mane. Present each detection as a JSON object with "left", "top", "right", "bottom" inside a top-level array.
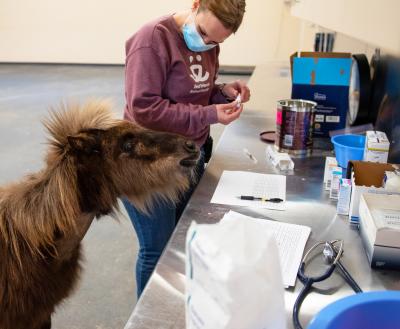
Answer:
[
  {"left": 0, "top": 100, "right": 120, "bottom": 268},
  {"left": 44, "top": 100, "right": 121, "bottom": 162}
]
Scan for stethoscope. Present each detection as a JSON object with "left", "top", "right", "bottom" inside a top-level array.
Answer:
[{"left": 292, "top": 239, "right": 363, "bottom": 329}]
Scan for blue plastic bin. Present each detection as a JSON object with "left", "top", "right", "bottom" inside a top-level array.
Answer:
[
  {"left": 307, "top": 291, "right": 400, "bottom": 329},
  {"left": 331, "top": 134, "right": 365, "bottom": 168}
]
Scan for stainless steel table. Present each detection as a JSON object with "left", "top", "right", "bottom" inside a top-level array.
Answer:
[{"left": 124, "top": 111, "right": 400, "bottom": 329}]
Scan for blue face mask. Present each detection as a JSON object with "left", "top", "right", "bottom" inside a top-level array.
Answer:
[{"left": 182, "top": 12, "right": 217, "bottom": 52}]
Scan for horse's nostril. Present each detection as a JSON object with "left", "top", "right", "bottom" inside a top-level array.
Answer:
[{"left": 184, "top": 140, "right": 196, "bottom": 152}]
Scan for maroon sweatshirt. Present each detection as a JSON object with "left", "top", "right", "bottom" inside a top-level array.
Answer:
[{"left": 124, "top": 15, "right": 227, "bottom": 146}]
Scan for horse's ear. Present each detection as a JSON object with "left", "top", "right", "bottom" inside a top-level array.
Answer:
[{"left": 67, "top": 130, "right": 102, "bottom": 155}]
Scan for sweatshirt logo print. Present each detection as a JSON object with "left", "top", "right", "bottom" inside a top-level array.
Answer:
[{"left": 189, "top": 55, "right": 209, "bottom": 83}]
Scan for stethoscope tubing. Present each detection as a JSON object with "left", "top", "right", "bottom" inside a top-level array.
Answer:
[
  {"left": 292, "top": 240, "right": 362, "bottom": 329},
  {"left": 336, "top": 260, "right": 363, "bottom": 293},
  {"left": 293, "top": 279, "right": 313, "bottom": 329},
  {"left": 293, "top": 262, "right": 337, "bottom": 329}
]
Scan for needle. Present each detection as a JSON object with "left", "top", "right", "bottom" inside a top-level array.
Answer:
[{"left": 243, "top": 148, "right": 258, "bottom": 164}]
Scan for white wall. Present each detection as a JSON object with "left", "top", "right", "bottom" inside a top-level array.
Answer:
[
  {"left": 0, "top": 0, "right": 314, "bottom": 66},
  {"left": 0, "top": 0, "right": 387, "bottom": 66},
  {"left": 291, "top": 0, "right": 400, "bottom": 56},
  {"left": 0, "top": 0, "right": 188, "bottom": 64}
]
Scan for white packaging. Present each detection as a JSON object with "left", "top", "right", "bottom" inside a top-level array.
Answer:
[
  {"left": 383, "top": 171, "right": 400, "bottom": 193},
  {"left": 363, "top": 131, "right": 390, "bottom": 163},
  {"left": 266, "top": 145, "right": 294, "bottom": 170},
  {"left": 186, "top": 219, "right": 286, "bottom": 329},
  {"left": 323, "top": 157, "right": 338, "bottom": 191},
  {"left": 329, "top": 167, "right": 342, "bottom": 199},
  {"left": 337, "top": 178, "right": 352, "bottom": 215}
]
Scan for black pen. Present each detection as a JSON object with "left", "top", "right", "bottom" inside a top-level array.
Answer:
[{"left": 239, "top": 196, "right": 284, "bottom": 203}]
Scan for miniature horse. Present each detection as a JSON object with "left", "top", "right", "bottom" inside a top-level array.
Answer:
[{"left": 0, "top": 100, "right": 200, "bottom": 329}]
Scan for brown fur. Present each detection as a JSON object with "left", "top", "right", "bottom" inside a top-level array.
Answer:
[{"left": 0, "top": 100, "right": 200, "bottom": 329}]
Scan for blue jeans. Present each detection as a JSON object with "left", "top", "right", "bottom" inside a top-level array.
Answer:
[{"left": 123, "top": 151, "right": 205, "bottom": 298}]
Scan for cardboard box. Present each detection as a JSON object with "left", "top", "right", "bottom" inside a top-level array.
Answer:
[
  {"left": 348, "top": 175, "right": 393, "bottom": 223},
  {"left": 329, "top": 166, "right": 342, "bottom": 199},
  {"left": 337, "top": 178, "right": 352, "bottom": 215},
  {"left": 363, "top": 131, "right": 390, "bottom": 163},
  {"left": 359, "top": 193, "right": 400, "bottom": 269},
  {"left": 346, "top": 161, "right": 400, "bottom": 223},
  {"left": 323, "top": 157, "right": 338, "bottom": 190},
  {"left": 291, "top": 52, "right": 352, "bottom": 137}
]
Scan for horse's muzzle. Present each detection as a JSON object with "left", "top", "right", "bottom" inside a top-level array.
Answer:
[{"left": 180, "top": 140, "right": 200, "bottom": 167}]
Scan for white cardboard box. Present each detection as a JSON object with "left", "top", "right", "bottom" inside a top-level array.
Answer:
[
  {"left": 348, "top": 172, "right": 400, "bottom": 223},
  {"left": 329, "top": 166, "right": 342, "bottom": 199},
  {"left": 359, "top": 193, "right": 400, "bottom": 268},
  {"left": 323, "top": 157, "right": 338, "bottom": 191},
  {"left": 363, "top": 131, "right": 390, "bottom": 163},
  {"left": 337, "top": 178, "right": 352, "bottom": 215}
]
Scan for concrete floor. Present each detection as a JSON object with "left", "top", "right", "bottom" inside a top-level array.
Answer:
[{"left": 0, "top": 64, "right": 249, "bottom": 329}]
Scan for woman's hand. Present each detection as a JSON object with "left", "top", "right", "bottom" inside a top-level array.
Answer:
[
  {"left": 221, "top": 80, "right": 251, "bottom": 103},
  {"left": 216, "top": 100, "right": 243, "bottom": 125}
]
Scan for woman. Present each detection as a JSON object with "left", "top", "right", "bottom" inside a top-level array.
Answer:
[{"left": 123, "top": 0, "right": 249, "bottom": 298}]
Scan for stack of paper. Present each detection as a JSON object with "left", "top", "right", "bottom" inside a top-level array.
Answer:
[
  {"left": 221, "top": 211, "right": 311, "bottom": 287},
  {"left": 210, "top": 171, "right": 286, "bottom": 210}
]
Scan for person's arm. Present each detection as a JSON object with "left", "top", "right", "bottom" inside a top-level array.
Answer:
[{"left": 125, "top": 47, "right": 218, "bottom": 139}]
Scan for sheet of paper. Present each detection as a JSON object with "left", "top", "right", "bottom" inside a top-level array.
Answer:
[
  {"left": 221, "top": 210, "right": 311, "bottom": 288},
  {"left": 210, "top": 171, "right": 286, "bottom": 210}
]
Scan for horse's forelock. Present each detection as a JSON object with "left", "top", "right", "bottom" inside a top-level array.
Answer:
[{"left": 42, "top": 99, "right": 120, "bottom": 152}]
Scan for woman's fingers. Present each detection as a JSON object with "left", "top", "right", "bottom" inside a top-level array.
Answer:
[
  {"left": 237, "top": 81, "right": 250, "bottom": 102},
  {"left": 216, "top": 101, "right": 243, "bottom": 125}
]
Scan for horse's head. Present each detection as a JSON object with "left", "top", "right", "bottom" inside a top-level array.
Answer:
[{"left": 44, "top": 100, "right": 200, "bottom": 214}]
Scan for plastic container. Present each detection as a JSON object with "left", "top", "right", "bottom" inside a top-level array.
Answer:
[
  {"left": 331, "top": 134, "right": 365, "bottom": 168},
  {"left": 308, "top": 291, "right": 400, "bottom": 329}
]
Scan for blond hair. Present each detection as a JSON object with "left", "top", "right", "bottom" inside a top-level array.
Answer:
[{"left": 199, "top": 0, "right": 246, "bottom": 33}]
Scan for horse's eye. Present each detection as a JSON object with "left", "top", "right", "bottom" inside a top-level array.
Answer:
[{"left": 122, "top": 141, "right": 134, "bottom": 153}]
